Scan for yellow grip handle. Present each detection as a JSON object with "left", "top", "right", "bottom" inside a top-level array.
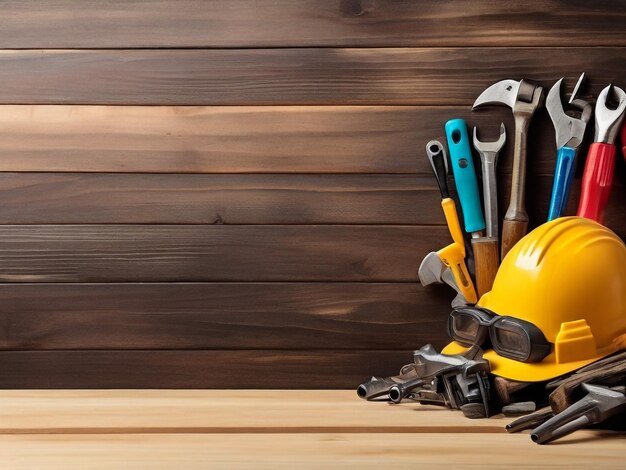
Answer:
[
  {"left": 441, "top": 198, "right": 465, "bottom": 252},
  {"left": 438, "top": 243, "right": 477, "bottom": 304}
]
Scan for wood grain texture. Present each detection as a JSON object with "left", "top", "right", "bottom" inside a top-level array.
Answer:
[
  {"left": 0, "top": 174, "right": 623, "bottom": 236},
  {"left": 3, "top": 432, "right": 625, "bottom": 469},
  {"left": 0, "top": 174, "right": 440, "bottom": 225},
  {"left": 0, "top": 225, "right": 444, "bottom": 282},
  {"left": 0, "top": 48, "right": 623, "bottom": 105},
  {"left": 0, "top": 105, "right": 568, "bottom": 175},
  {"left": 0, "top": 350, "right": 414, "bottom": 388},
  {"left": 0, "top": 1, "right": 624, "bottom": 48},
  {"left": 0, "top": 283, "right": 451, "bottom": 351},
  {"left": 0, "top": 390, "right": 508, "bottom": 433},
  {"left": 0, "top": 391, "right": 621, "bottom": 468}
]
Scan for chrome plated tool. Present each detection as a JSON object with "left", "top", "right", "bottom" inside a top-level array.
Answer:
[
  {"left": 577, "top": 84, "right": 626, "bottom": 223},
  {"left": 545, "top": 74, "right": 592, "bottom": 220},
  {"left": 473, "top": 79, "right": 543, "bottom": 258},
  {"left": 421, "top": 140, "right": 477, "bottom": 304},
  {"left": 473, "top": 123, "right": 506, "bottom": 239}
]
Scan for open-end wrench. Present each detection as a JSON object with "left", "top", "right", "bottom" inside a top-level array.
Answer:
[
  {"left": 545, "top": 74, "right": 592, "bottom": 221},
  {"left": 577, "top": 84, "right": 626, "bottom": 224},
  {"left": 423, "top": 140, "right": 477, "bottom": 304},
  {"left": 471, "top": 124, "right": 506, "bottom": 296},
  {"left": 473, "top": 79, "right": 543, "bottom": 259},
  {"left": 473, "top": 123, "right": 506, "bottom": 239}
]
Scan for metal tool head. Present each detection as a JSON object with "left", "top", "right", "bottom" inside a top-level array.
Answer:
[
  {"left": 426, "top": 140, "right": 448, "bottom": 175},
  {"left": 426, "top": 140, "right": 451, "bottom": 199},
  {"left": 546, "top": 76, "right": 592, "bottom": 149},
  {"left": 418, "top": 252, "right": 447, "bottom": 286},
  {"left": 473, "top": 79, "right": 521, "bottom": 110},
  {"left": 580, "top": 383, "right": 626, "bottom": 413},
  {"left": 594, "top": 84, "right": 626, "bottom": 144},
  {"left": 472, "top": 123, "right": 506, "bottom": 160},
  {"left": 473, "top": 79, "right": 543, "bottom": 112},
  {"left": 419, "top": 252, "right": 469, "bottom": 306}
]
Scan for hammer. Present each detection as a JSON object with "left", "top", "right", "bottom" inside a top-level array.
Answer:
[{"left": 473, "top": 79, "right": 543, "bottom": 258}]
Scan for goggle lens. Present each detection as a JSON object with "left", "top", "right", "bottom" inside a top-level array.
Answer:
[
  {"left": 448, "top": 308, "right": 551, "bottom": 363},
  {"left": 452, "top": 313, "right": 480, "bottom": 342}
]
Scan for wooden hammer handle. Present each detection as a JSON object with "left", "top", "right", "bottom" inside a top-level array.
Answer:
[
  {"left": 501, "top": 219, "right": 528, "bottom": 259},
  {"left": 472, "top": 237, "right": 500, "bottom": 298}
]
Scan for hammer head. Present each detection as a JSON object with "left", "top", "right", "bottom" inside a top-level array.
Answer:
[
  {"left": 473, "top": 79, "right": 541, "bottom": 111},
  {"left": 473, "top": 79, "right": 521, "bottom": 110}
]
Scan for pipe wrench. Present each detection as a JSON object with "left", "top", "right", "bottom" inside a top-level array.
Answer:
[
  {"left": 424, "top": 140, "right": 477, "bottom": 304},
  {"left": 545, "top": 74, "right": 592, "bottom": 221},
  {"left": 577, "top": 84, "right": 626, "bottom": 223}
]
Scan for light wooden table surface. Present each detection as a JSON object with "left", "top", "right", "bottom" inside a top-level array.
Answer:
[{"left": 0, "top": 390, "right": 623, "bottom": 469}]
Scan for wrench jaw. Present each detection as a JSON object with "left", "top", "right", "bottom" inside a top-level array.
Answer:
[
  {"left": 472, "top": 123, "right": 506, "bottom": 163},
  {"left": 472, "top": 124, "right": 506, "bottom": 240},
  {"left": 594, "top": 85, "right": 626, "bottom": 144},
  {"left": 546, "top": 77, "right": 592, "bottom": 149}
]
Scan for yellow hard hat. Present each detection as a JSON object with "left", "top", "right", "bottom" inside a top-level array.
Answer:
[{"left": 443, "top": 217, "right": 626, "bottom": 382}]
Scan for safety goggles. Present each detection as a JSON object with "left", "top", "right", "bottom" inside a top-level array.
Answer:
[{"left": 447, "top": 307, "right": 551, "bottom": 363}]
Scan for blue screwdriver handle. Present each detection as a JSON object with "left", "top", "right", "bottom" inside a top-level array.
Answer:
[
  {"left": 445, "top": 119, "right": 486, "bottom": 234},
  {"left": 547, "top": 146, "right": 577, "bottom": 221}
]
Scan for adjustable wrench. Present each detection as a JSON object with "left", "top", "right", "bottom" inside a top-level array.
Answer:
[
  {"left": 473, "top": 79, "right": 543, "bottom": 258},
  {"left": 577, "top": 84, "right": 626, "bottom": 224},
  {"left": 545, "top": 74, "right": 592, "bottom": 221},
  {"left": 423, "top": 140, "right": 477, "bottom": 304}
]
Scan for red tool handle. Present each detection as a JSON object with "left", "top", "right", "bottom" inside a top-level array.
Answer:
[
  {"left": 622, "top": 121, "right": 626, "bottom": 162},
  {"left": 576, "top": 142, "right": 616, "bottom": 224}
]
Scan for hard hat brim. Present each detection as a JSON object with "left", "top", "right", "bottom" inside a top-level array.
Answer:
[{"left": 441, "top": 341, "right": 602, "bottom": 382}]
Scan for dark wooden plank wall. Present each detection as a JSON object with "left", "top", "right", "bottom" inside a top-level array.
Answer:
[{"left": 0, "top": 1, "right": 624, "bottom": 388}]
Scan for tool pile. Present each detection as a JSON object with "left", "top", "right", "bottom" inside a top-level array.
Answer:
[{"left": 357, "top": 75, "right": 626, "bottom": 444}]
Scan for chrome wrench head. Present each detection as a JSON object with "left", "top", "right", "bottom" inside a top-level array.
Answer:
[
  {"left": 546, "top": 76, "right": 592, "bottom": 149},
  {"left": 473, "top": 124, "right": 506, "bottom": 239},
  {"left": 472, "top": 123, "right": 506, "bottom": 165},
  {"left": 418, "top": 252, "right": 469, "bottom": 306},
  {"left": 418, "top": 252, "right": 447, "bottom": 286},
  {"left": 594, "top": 84, "right": 626, "bottom": 144}
]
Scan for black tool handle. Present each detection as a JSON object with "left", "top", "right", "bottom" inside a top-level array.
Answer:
[{"left": 426, "top": 140, "right": 450, "bottom": 199}]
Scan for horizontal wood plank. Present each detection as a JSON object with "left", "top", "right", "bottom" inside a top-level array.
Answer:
[
  {"left": 0, "top": 174, "right": 440, "bottom": 225},
  {"left": 1, "top": 432, "right": 623, "bottom": 469},
  {"left": 0, "top": 174, "right": 623, "bottom": 235},
  {"left": 0, "top": 350, "right": 414, "bottom": 388},
  {"left": 0, "top": 283, "right": 451, "bottom": 351},
  {"left": 0, "top": 390, "right": 506, "bottom": 433},
  {"left": 0, "top": 105, "right": 567, "bottom": 175},
  {"left": 0, "top": 1, "right": 624, "bottom": 48},
  {"left": 0, "top": 225, "right": 442, "bottom": 282},
  {"left": 0, "top": 48, "right": 623, "bottom": 105}
]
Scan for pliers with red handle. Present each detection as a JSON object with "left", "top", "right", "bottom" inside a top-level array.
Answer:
[{"left": 577, "top": 85, "right": 626, "bottom": 224}]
